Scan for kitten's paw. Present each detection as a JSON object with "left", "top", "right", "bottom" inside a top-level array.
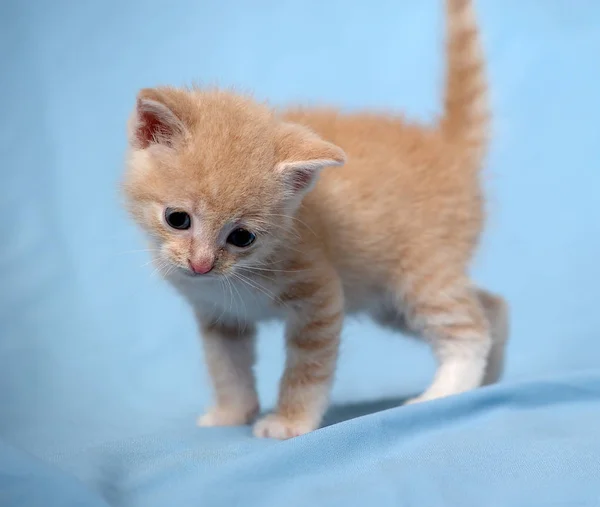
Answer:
[
  {"left": 197, "top": 404, "right": 259, "bottom": 427},
  {"left": 404, "top": 393, "right": 439, "bottom": 405},
  {"left": 253, "top": 413, "right": 317, "bottom": 440}
]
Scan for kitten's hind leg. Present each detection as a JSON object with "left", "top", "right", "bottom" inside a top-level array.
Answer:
[
  {"left": 477, "top": 289, "right": 509, "bottom": 386},
  {"left": 375, "top": 287, "right": 509, "bottom": 388},
  {"left": 397, "top": 273, "right": 493, "bottom": 404}
]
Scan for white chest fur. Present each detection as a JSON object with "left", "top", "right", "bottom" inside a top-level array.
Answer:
[{"left": 169, "top": 271, "right": 285, "bottom": 324}]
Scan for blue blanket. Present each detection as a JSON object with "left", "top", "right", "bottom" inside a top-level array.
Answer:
[{"left": 2, "top": 0, "right": 600, "bottom": 505}]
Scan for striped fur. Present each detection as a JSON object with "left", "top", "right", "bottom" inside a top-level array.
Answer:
[
  {"left": 442, "top": 0, "right": 490, "bottom": 162},
  {"left": 123, "top": 0, "right": 508, "bottom": 439}
]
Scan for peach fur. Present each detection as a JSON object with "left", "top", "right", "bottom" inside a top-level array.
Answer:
[{"left": 122, "top": 0, "right": 509, "bottom": 440}]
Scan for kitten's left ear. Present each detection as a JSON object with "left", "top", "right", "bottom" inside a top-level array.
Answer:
[
  {"left": 129, "top": 88, "right": 188, "bottom": 150},
  {"left": 275, "top": 123, "right": 346, "bottom": 195}
]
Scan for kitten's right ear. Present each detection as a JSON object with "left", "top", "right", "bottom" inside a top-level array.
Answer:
[{"left": 129, "top": 89, "right": 186, "bottom": 149}]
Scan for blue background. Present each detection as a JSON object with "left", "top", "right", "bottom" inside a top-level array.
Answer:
[{"left": 1, "top": 1, "right": 600, "bottom": 505}]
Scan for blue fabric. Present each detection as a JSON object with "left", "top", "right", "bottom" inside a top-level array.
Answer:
[
  {"left": 1, "top": 0, "right": 599, "bottom": 506},
  {"left": 0, "top": 441, "right": 109, "bottom": 507}
]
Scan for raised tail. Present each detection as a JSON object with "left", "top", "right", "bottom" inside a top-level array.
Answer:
[{"left": 441, "top": 0, "right": 489, "bottom": 164}]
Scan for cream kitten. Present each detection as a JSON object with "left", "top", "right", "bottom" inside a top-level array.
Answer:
[{"left": 123, "top": 0, "right": 509, "bottom": 439}]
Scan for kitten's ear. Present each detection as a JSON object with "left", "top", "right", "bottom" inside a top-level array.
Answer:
[
  {"left": 129, "top": 88, "right": 187, "bottom": 149},
  {"left": 275, "top": 123, "right": 346, "bottom": 195}
]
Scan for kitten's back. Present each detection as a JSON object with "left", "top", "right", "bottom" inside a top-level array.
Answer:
[{"left": 285, "top": 0, "right": 489, "bottom": 284}]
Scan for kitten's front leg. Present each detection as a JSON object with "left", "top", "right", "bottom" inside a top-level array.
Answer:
[
  {"left": 253, "top": 276, "right": 344, "bottom": 439},
  {"left": 196, "top": 316, "right": 259, "bottom": 427}
]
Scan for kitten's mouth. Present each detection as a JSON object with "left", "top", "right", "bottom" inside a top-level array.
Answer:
[
  {"left": 182, "top": 269, "right": 215, "bottom": 278},
  {"left": 178, "top": 266, "right": 220, "bottom": 279},
  {"left": 172, "top": 258, "right": 218, "bottom": 279}
]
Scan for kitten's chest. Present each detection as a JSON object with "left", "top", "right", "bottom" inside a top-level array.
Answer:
[{"left": 173, "top": 274, "right": 284, "bottom": 323}]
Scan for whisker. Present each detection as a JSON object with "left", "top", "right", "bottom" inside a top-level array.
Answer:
[
  {"left": 215, "top": 279, "right": 228, "bottom": 325},
  {"left": 228, "top": 275, "right": 247, "bottom": 327},
  {"left": 273, "top": 244, "right": 310, "bottom": 256},
  {"left": 148, "top": 258, "right": 173, "bottom": 279},
  {"left": 222, "top": 275, "right": 232, "bottom": 322},
  {"left": 261, "top": 213, "right": 317, "bottom": 237},
  {"left": 231, "top": 272, "right": 284, "bottom": 307},
  {"left": 239, "top": 265, "right": 310, "bottom": 274}
]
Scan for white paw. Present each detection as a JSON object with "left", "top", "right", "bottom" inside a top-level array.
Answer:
[
  {"left": 404, "top": 395, "right": 428, "bottom": 406},
  {"left": 253, "top": 413, "right": 317, "bottom": 440},
  {"left": 197, "top": 404, "right": 258, "bottom": 427},
  {"left": 404, "top": 392, "right": 442, "bottom": 406}
]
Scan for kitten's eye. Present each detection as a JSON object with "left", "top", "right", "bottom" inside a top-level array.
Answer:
[
  {"left": 227, "top": 228, "right": 256, "bottom": 248},
  {"left": 165, "top": 208, "right": 191, "bottom": 230}
]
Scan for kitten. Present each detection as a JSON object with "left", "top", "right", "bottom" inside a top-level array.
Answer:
[{"left": 123, "top": 0, "right": 508, "bottom": 439}]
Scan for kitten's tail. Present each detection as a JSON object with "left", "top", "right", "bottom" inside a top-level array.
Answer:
[{"left": 441, "top": 0, "right": 489, "bottom": 165}]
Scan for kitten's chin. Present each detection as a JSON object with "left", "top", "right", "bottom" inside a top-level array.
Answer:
[{"left": 181, "top": 269, "right": 218, "bottom": 280}]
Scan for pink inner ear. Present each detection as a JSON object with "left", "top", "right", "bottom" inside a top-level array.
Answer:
[
  {"left": 136, "top": 103, "right": 174, "bottom": 149},
  {"left": 289, "top": 168, "right": 314, "bottom": 192}
]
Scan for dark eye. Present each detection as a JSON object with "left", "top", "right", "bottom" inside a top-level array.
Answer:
[
  {"left": 164, "top": 208, "right": 191, "bottom": 230},
  {"left": 227, "top": 228, "right": 256, "bottom": 248}
]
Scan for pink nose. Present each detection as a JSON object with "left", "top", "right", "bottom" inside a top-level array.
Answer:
[{"left": 188, "top": 258, "right": 214, "bottom": 275}]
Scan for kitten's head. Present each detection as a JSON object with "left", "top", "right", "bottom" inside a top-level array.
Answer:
[{"left": 123, "top": 87, "right": 345, "bottom": 279}]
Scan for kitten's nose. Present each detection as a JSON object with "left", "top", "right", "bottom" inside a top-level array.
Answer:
[{"left": 188, "top": 258, "right": 214, "bottom": 275}]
